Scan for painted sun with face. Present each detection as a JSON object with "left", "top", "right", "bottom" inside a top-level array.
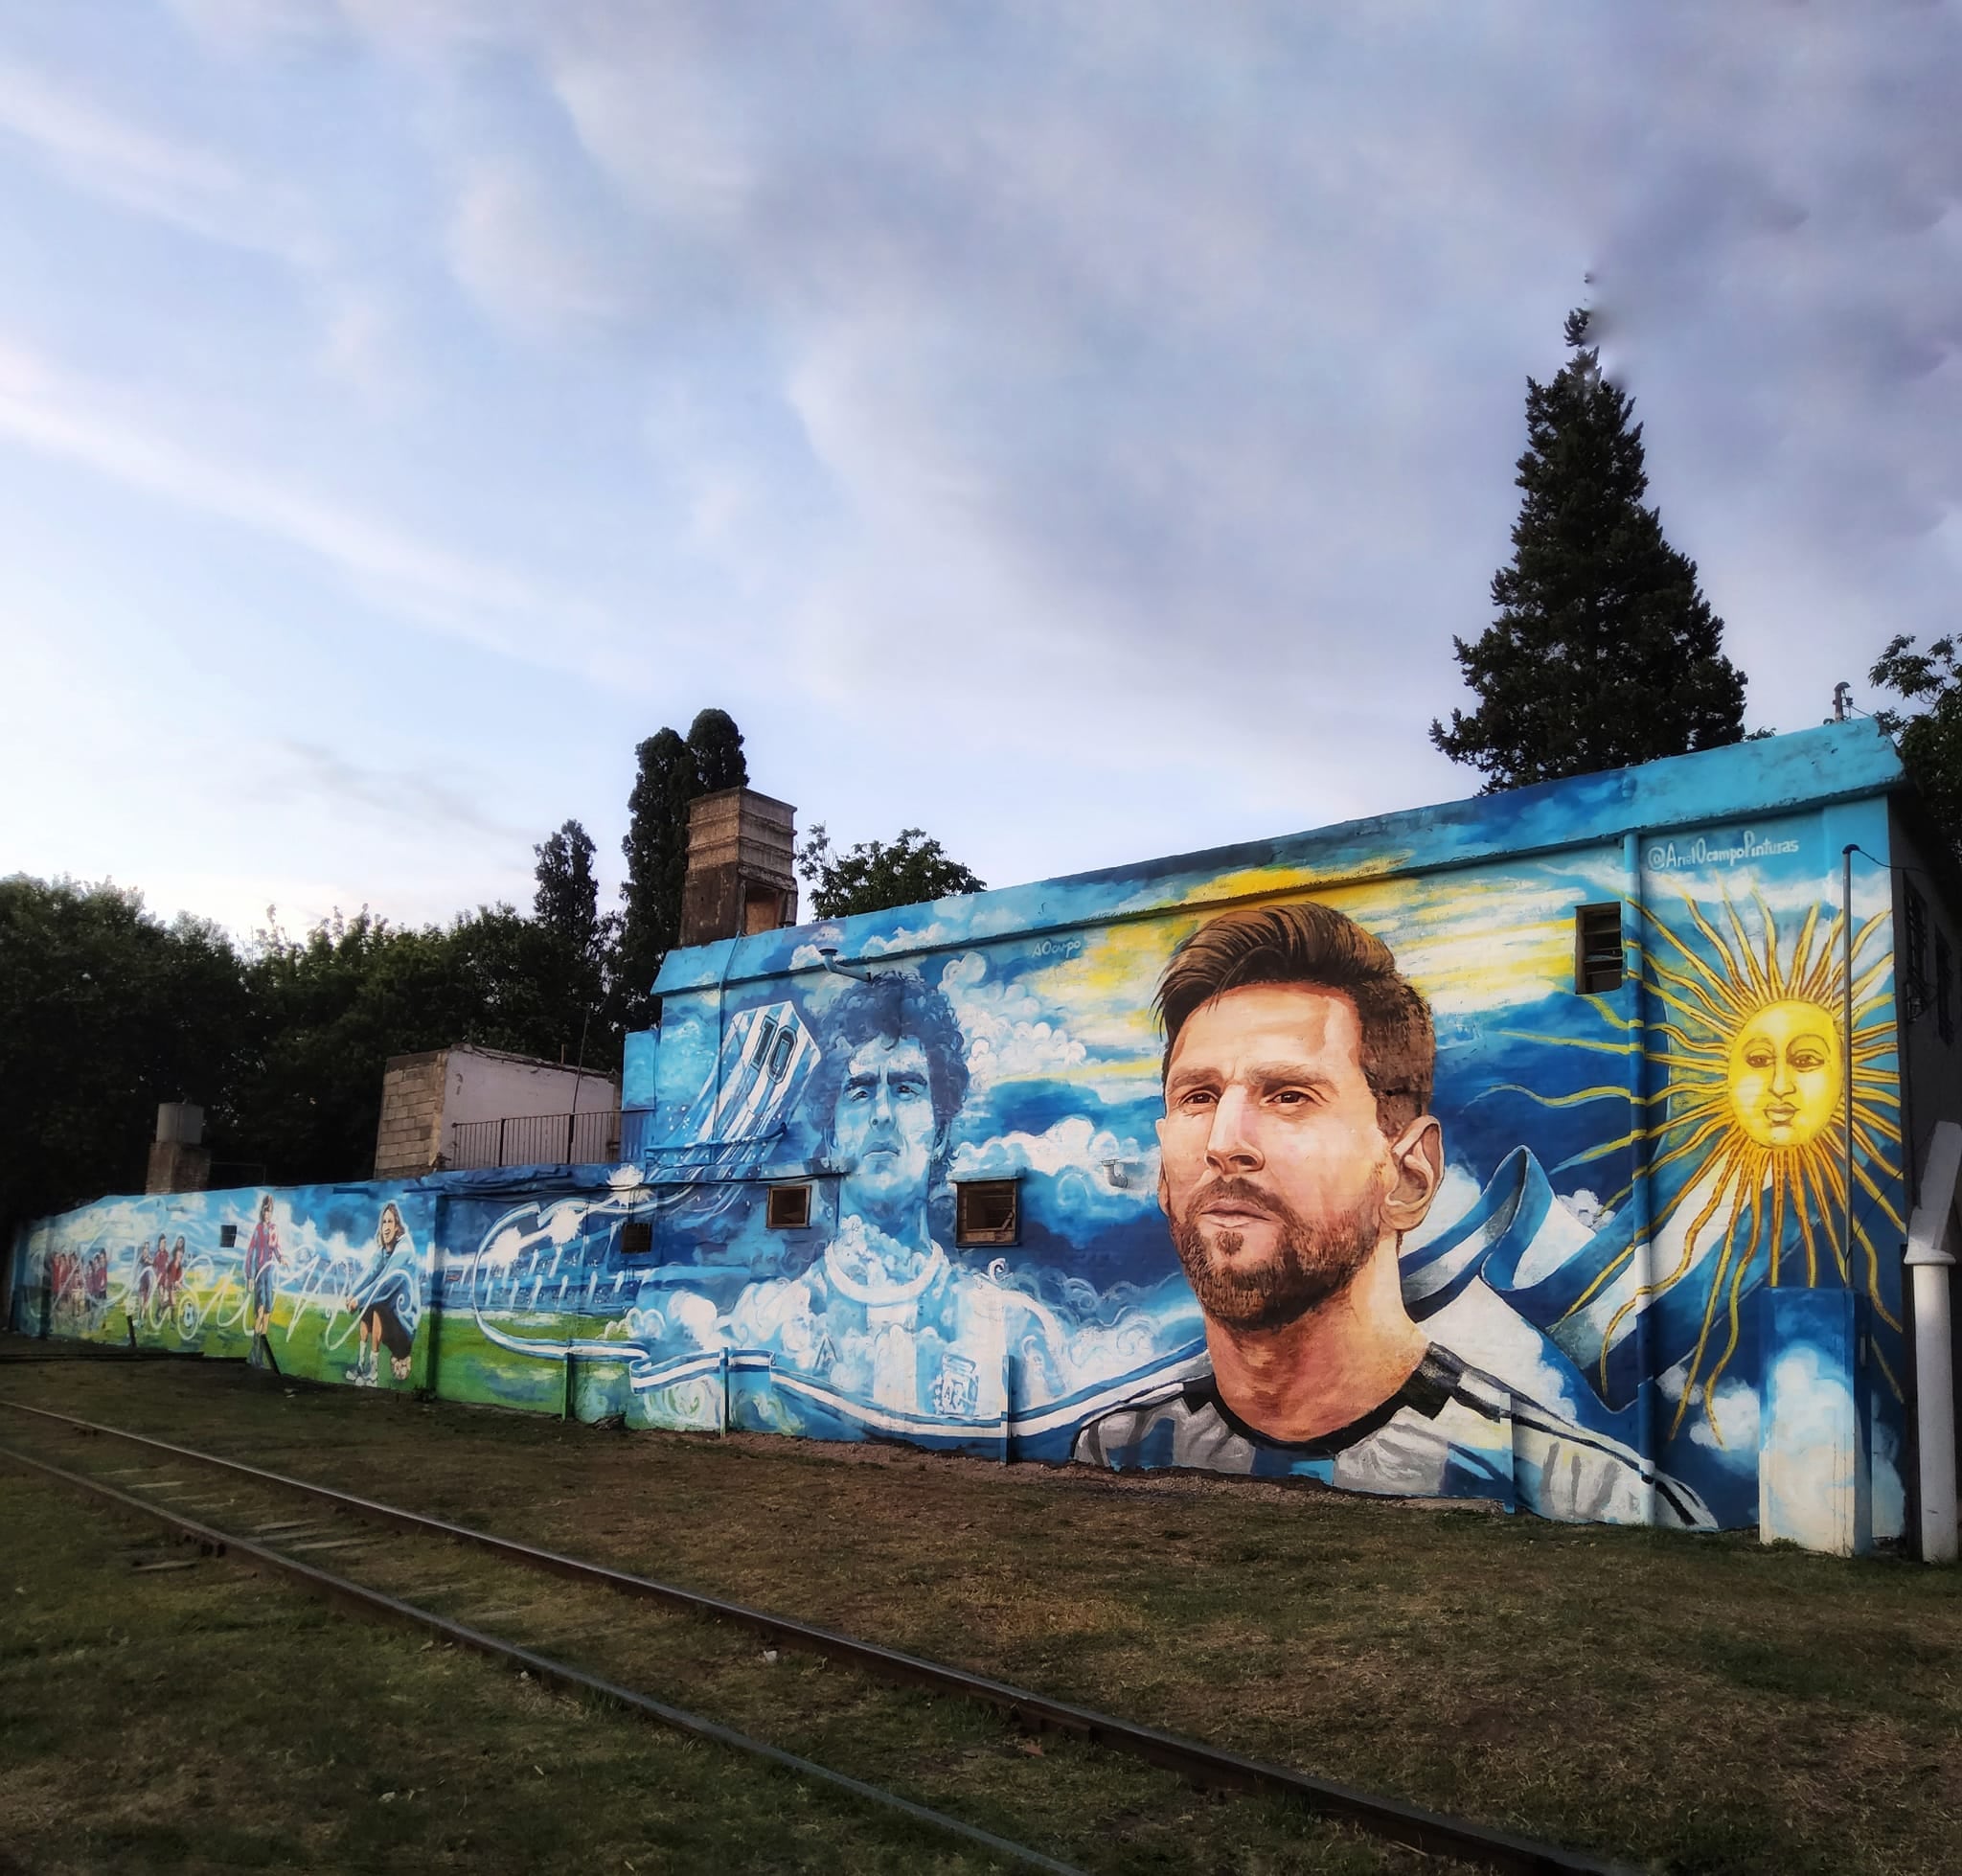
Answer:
[
  {"left": 1726, "top": 998, "right": 1843, "bottom": 1148},
  {"left": 1519, "top": 890, "right": 1902, "bottom": 1437}
]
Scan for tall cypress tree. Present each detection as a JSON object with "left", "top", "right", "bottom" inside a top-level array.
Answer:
[
  {"left": 618, "top": 729, "right": 698, "bottom": 1019},
  {"left": 617, "top": 710, "right": 749, "bottom": 1023},
  {"left": 1431, "top": 309, "right": 1746, "bottom": 789},
  {"left": 686, "top": 707, "right": 748, "bottom": 794}
]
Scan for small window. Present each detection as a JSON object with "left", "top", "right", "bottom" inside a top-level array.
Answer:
[
  {"left": 766, "top": 1184, "right": 812, "bottom": 1230},
  {"left": 219, "top": 1224, "right": 238, "bottom": 1248},
  {"left": 956, "top": 1179, "right": 1020, "bottom": 1247},
  {"left": 619, "top": 1219, "right": 654, "bottom": 1256},
  {"left": 1575, "top": 904, "right": 1625, "bottom": 995}
]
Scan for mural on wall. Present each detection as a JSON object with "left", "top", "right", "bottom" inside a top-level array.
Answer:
[
  {"left": 437, "top": 799, "right": 1900, "bottom": 1536},
  {"left": 11, "top": 1184, "right": 440, "bottom": 1392},
  {"left": 10, "top": 730, "right": 1906, "bottom": 1544}
]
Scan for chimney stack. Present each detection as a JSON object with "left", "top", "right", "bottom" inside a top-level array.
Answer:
[
  {"left": 147, "top": 1102, "right": 212, "bottom": 1194},
  {"left": 679, "top": 789, "right": 799, "bottom": 949}
]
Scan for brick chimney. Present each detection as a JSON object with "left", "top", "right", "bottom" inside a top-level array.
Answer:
[{"left": 679, "top": 789, "right": 799, "bottom": 948}]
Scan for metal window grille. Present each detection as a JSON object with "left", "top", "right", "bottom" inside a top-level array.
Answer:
[
  {"left": 1905, "top": 883, "right": 1932, "bottom": 1021},
  {"left": 765, "top": 1184, "right": 811, "bottom": 1229},
  {"left": 1939, "top": 929, "right": 1954, "bottom": 1045},
  {"left": 955, "top": 1178, "right": 1020, "bottom": 1247},
  {"left": 218, "top": 1224, "right": 238, "bottom": 1247},
  {"left": 619, "top": 1219, "right": 654, "bottom": 1256},
  {"left": 1574, "top": 904, "right": 1625, "bottom": 995}
]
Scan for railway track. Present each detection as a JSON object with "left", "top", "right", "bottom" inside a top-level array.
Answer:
[{"left": 0, "top": 1391, "right": 1634, "bottom": 1876}]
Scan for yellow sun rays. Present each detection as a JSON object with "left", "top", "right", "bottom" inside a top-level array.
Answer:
[{"left": 1505, "top": 887, "right": 1902, "bottom": 1440}]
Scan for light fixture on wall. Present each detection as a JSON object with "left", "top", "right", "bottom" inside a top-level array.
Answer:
[{"left": 816, "top": 945, "right": 873, "bottom": 982}]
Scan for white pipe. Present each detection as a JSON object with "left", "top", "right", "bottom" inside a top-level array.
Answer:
[{"left": 1905, "top": 1119, "right": 1961, "bottom": 1564}]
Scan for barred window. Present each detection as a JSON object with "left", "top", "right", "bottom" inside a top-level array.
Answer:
[
  {"left": 956, "top": 1179, "right": 1020, "bottom": 1247},
  {"left": 619, "top": 1219, "right": 654, "bottom": 1256},
  {"left": 1575, "top": 904, "right": 1625, "bottom": 995}
]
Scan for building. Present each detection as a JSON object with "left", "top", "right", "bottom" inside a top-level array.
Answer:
[
  {"left": 373, "top": 1044, "right": 621, "bottom": 1178},
  {"left": 11, "top": 725, "right": 1957, "bottom": 1557}
]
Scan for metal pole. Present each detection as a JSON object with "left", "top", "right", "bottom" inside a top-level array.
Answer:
[{"left": 1843, "top": 845, "right": 1856, "bottom": 1282}]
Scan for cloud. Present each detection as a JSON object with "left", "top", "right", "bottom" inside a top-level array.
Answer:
[
  {"left": 446, "top": 158, "right": 633, "bottom": 335},
  {"left": 939, "top": 950, "right": 1089, "bottom": 1089},
  {"left": 0, "top": 336, "right": 615, "bottom": 670},
  {"left": 1658, "top": 1359, "right": 1763, "bottom": 1466},
  {"left": 0, "top": 56, "right": 317, "bottom": 264},
  {"left": 257, "top": 739, "right": 530, "bottom": 848},
  {"left": 949, "top": 1114, "right": 1153, "bottom": 1221}
]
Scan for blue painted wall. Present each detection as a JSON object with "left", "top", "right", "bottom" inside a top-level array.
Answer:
[{"left": 9, "top": 725, "right": 1910, "bottom": 1547}]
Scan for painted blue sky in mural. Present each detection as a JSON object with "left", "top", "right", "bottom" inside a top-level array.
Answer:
[{"left": 1, "top": 5, "right": 1956, "bottom": 935}]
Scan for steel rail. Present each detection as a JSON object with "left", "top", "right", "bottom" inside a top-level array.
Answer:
[
  {"left": 0, "top": 1439, "right": 1083, "bottom": 1876},
  {"left": 0, "top": 1397, "right": 1632, "bottom": 1876}
]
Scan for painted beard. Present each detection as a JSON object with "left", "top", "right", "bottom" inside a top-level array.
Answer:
[{"left": 1169, "top": 1176, "right": 1382, "bottom": 1334}]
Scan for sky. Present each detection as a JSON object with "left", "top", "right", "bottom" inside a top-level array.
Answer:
[{"left": 1, "top": 1, "right": 1957, "bottom": 941}]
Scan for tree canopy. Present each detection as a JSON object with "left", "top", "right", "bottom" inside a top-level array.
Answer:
[
  {"left": 0, "top": 876, "right": 251, "bottom": 1225},
  {"left": 1431, "top": 308, "right": 1748, "bottom": 789},
  {"left": 1872, "top": 635, "right": 1962, "bottom": 866},
  {"left": 795, "top": 826, "right": 985, "bottom": 919}
]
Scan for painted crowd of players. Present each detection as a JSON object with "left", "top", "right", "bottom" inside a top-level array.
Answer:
[{"left": 38, "top": 1195, "right": 414, "bottom": 1383}]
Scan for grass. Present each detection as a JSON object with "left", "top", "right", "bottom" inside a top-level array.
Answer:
[{"left": 3, "top": 1341, "right": 1960, "bottom": 1872}]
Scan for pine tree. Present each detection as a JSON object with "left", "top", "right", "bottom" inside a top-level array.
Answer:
[
  {"left": 1431, "top": 308, "right": 1746, "bottom": 789},
  {"left": 686, "top": 707, "right": 748, "bottom": 794}
]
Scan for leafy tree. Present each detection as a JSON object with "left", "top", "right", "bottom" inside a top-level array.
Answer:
[
  {"left": 795, "top": 826, "right": 985, "bottom": 919},
  {"left": 232, "top": 904, "right": 588, "bottom": 1183},
  {"left": 1431, "top": 308, "right": 1747, "bottom": 789},
  {"left": 0, "top": 877, "right": 252, "bottom": 1228},
  {"left": 1872, "top": 635, "right": 1962, "bottom": 864},
  {"left": 687, "top": 707, "right": 748, "bottom": 794}
]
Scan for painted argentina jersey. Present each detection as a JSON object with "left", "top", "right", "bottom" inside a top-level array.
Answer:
[{"left": 1073, "top": 1344, "right": 1715, "bottom": 1527}]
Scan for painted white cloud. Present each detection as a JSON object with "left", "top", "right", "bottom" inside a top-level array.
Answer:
[
  {"left": 949, "top": 1115, "right": 1154, "bottom": 1215},
  {"left": 940, "top": 950, "right": 1089, "bottom": 1089}
]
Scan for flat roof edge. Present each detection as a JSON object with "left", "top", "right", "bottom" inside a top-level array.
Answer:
[{"left": 653, "top": 721, "right": 1902, "bottom": 994}]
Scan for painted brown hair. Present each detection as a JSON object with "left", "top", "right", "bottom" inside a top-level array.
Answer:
[{"left": 1156, "top": 901, "right": 1435, "bottom": 1137}]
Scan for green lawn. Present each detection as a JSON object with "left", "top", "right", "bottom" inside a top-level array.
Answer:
[{"left": 3, "top": 1343, "right": 1959, "bottom": 1873}]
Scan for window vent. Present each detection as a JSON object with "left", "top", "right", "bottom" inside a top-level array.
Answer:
[
  {"left": 219, "top": 1224, "right": 238, "bottom": 1248},
  {"left": 619, "top": 1219, "right": 654, "bottom": 1256},
  {"left": 1575, "top": 904, "right": 1625, "bottom": 995},
  {"left": 766, "top": 1184, "right": 812, "bottom": 1230},
  {"left": 956, "top": 1179, "right": 1020, "bottom": 1247}
]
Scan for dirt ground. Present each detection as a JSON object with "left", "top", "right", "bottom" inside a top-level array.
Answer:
[{"left": 3, "top": 1344, "right": 1959, "bottom": 1873}]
